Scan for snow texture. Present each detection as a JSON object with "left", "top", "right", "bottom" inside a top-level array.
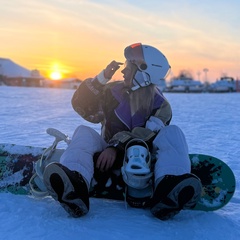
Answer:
[{"left": 0, "top": 86, "right": 240, "bottom": 240}]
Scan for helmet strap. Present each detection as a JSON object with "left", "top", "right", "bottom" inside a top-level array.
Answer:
[{"left": 130, "top": 71, "right": 151, "bottom": 91}]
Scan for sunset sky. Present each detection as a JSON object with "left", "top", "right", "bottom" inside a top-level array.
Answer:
[{"left": 0, "top": 0, "right": 239, "bottom": 82}]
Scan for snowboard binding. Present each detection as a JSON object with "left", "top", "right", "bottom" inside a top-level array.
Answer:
[{"left": 29, "top": 128, "right": 70, "bottom": 197}]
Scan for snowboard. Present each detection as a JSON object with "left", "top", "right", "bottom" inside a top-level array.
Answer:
[{"left": 0, "top": 143, "right": 235, "bottom": 212}]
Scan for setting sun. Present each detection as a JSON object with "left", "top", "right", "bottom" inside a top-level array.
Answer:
[
  {"left": 50, "top": 71, "right": 62, "bottom": 80},
  {"left": 48, "top": 63, "right": 65, "bottom": 80}
]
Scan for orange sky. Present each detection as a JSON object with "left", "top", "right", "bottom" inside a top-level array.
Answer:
[{"left": 1, "top": 0, "right": 239, "bottom": 83}]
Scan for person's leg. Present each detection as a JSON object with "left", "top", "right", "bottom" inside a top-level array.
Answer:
[
  {"left": 151, "top": 125, "right": 202, "bottom": 220},
  {"left": 43, "top": 125, "right": 107, "bottom": 217},
  {"left": 59, "top": 125, "right": 108, "bottom": 187}
]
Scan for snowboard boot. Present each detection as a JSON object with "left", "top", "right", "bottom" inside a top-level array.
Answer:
[
  {"left": 43, "top": 162, "right": 89, "bottom": 218},
  {"left": 126, "top": 185, "right": 153, "bottom": 208},
  {"left": 150, "top": 173, "right": 202, "bottom": 220}
]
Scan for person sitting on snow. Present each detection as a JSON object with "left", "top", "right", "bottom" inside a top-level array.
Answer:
[{"left": 43, "top": 43, "right": 202, "bottom": 220}]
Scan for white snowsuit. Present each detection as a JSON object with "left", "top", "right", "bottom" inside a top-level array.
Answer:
[
  {"left": 60, "top": 124, "right": 191, "bottom": 188},
  {"left": 60, "top": 125, "right": 108, "bottom": 188},
  {"left": 153, "top": 125, "right": 191, "bottom": 182}
]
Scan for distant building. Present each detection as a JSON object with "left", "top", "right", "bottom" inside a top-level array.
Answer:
[
  {"left": 208, "top": 76, "right": 237, "bottom": 93},
  {"left": 236, "top": 80, "right": 240, "bottom": 92},
  {"left": 165, "top": 71, "right": 205, "bottom": 93},
  {"left": 43, "top": 78, "right": 82, "bottom": 89},
  {"left": 0, "top": 58, "right": 44, "bottom": 87}
]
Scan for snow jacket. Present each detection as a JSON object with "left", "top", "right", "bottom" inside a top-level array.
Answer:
[{"left": 72, "top": 77, "right": 172, "bottom": 151}]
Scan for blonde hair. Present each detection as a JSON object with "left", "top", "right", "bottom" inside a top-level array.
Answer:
[{"left": 129, "top": 84, "right": 156, "bottom": 116}]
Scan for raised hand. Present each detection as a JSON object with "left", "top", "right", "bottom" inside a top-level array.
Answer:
[{"left": 104, "top": 60, "right": 123, "bottom": 79}]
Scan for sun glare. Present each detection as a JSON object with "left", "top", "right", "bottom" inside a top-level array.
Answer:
[
  {"left": 49, "top": 63, "right": 64, "bottom": 80},
  {"left": 50, "top": 71, "right": 62, "bottom": 80}
]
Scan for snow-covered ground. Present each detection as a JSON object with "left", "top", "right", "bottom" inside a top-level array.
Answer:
[{"left": 0, "top": 86, "right": 240, "bottom": 240}]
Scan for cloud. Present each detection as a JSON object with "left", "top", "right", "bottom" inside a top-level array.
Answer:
[{"left": 1, "top": 0, "right": 239, "bottom": 80}]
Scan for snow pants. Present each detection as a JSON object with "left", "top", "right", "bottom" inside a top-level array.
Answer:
[
  {"left": 153, "top": 125, "right": 191, "bottom": 183},
  {"left": 60, "top": 124, "right": 191, "bottom": 189},
  {"left": 60, "top": 125, "right": 108, "bottom": 188}
]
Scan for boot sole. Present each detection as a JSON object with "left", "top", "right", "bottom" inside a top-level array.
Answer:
[
  {"left": 151, "top": 174, "right": 202, "bottom": 220},
  {"left": 43, "top": 163, "right": 89, "bottom": 217}
]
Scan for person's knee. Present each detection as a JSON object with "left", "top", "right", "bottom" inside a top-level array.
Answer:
[
  {"left": 74, "top": 125, "right": 98, "bottom": 139},
  {"left": 75, "top": 125, "right": 92, "bottom": 133}
]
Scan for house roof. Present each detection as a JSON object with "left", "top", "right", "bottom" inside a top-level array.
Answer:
[{"left": 0, "top": 58, "right": 42, "bottom": 78}]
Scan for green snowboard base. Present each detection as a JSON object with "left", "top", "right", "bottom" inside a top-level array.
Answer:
[
  {"left": 190, "top": 154, "right": 235, "bottom": 211},
  {"left": 0, "top": 143, "right": 235, "bottom": 212}
]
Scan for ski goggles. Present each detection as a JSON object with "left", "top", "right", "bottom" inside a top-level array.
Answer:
[{"left": 124, "top": 43, "right": 147, "bottom": 71}]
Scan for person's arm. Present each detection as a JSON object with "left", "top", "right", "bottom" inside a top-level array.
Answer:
[
  {"left": 71, "top": 61, "right": 123, "bottom": 123},
  {"left": 71, "top": 78, "right": 105, "bottom": 123}
]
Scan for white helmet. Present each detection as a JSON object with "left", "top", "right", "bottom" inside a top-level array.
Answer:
[
  {"left": 121, "top": 139, "right": 153, "bottom": 189},
  {"left": 124, "top": 43, "right": 171, "bottom": 91}
]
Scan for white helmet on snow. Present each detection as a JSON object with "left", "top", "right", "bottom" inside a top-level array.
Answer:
[
  {"left": 124, "top": 43, "right": 171, "bottom": 91},
  {"left": 121, "top": 139, "right": 153, "bottom": 189}
]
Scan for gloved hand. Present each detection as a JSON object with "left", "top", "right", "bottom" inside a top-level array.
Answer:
[
  {"left": 104, "top": 60, "right": 123, "bottom": 79},
  {"left": 97, "top": 60, "right": 123, "bottom": 84},
  {"left": 96, "top": 147, "right": 117, "bottom": 171}
]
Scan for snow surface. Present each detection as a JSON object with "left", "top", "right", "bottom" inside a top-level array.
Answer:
[{"left": 0, "top": 86, "right": 240, "bottom": 240}]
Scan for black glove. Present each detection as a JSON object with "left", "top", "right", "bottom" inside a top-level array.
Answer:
[{"left": 104, "top": 60, "right": 123, "bottom": 80}]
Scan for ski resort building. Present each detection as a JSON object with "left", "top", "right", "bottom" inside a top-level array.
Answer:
[
  {"left": 207, "top": 77, "right": 239, "bottom": 93},
  {"left": 0, "top": 58, "right": 44, "bottom": 87},
  {"left": 165, "top": 72, "right": 205, "bottom": 93},
  {"left": 43, "top": 78, "right": 82, "bottom": 89}
]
